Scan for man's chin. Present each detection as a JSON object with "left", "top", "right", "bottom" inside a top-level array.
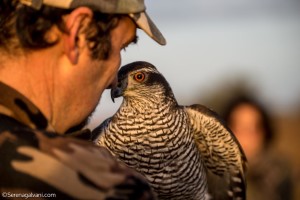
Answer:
[
  {"left": 65, "top": 105, "right": 99, "bottom": 134},
  {"left": 65, "top": 117, "right": 91, "bottom": 134},
  {"left": 65, "top": 94, "right": 103, "bottom": 135}
]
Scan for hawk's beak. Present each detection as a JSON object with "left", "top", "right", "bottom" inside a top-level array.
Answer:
[{"left": 110, "top": 79, "right": 126, "bottom": 103}]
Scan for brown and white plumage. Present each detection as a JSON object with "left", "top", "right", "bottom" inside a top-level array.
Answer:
[{"left": 92, "top": 61, "right": 247, "bottom": 200}]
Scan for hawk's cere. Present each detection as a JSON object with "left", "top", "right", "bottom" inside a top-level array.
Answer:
[{"left": 92, "top": 61, "right": 247, "bottom": 200}]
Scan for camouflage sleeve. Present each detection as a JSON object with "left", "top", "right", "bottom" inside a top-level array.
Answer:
[{"left": 0, "top": 129, "right": 155, "bottom": 200}]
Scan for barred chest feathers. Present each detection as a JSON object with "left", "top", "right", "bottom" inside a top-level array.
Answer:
[
  {"left": 94, "top": 61, "right": 247, "bottom": 200},
  {"left": 97, "top": 98, "right": 207, "bottom": 199}
]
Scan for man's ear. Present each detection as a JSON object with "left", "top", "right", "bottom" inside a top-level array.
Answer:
[{"left": 64, "top": 7, "right": 93, "bottom": 65}]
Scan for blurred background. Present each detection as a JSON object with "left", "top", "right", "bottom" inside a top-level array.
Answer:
[{"left": 88, "top": 0, "right": 300, "bottom": 199}]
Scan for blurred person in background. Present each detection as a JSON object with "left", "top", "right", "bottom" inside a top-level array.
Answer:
[{"left": 222, "top": 95, "right": 294, "bottom": 200}]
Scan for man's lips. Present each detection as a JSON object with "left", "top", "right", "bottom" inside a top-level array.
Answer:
[{"left": 106, "top": 75, "right": 118, "bottom": 89}]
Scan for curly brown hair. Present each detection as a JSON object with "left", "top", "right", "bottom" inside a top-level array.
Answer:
[{"left": 0, "top": 0, "right": 123, "bottom": 60}]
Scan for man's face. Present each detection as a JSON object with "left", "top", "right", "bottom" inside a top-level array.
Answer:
[
  {"left": 98, "top": 16, "right": 138, "bottom": 90},
  {"left": 66, "top": 16, "right": 137, "bottom": 131}
]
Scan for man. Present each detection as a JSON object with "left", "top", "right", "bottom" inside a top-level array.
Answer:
[{"left": 0, "top": 0, "right": 166, "bottom": 199}]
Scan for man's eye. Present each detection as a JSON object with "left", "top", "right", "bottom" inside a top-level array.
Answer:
[
  {"left": 122, "top": 36, "right": 139, "bottom": 51},
  {"left": 132, "top": 36, "right": 139, "bottom": 44}
]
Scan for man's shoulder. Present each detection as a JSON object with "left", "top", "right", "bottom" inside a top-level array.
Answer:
[{"left": 0, "top": 125, "right": 155, "bottom": 200}]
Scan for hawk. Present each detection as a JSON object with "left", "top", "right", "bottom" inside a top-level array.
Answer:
[{"left": 92, "top": 61, "right": 247, "bottom": 200}]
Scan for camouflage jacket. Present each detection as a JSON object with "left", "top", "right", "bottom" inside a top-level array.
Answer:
[{"left": 0, "top": 82, "right": 154, "bottom": 200}]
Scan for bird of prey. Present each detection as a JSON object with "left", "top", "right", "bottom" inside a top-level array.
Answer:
[{"left": 92, "top": 61, "right": 247, "bottom": 200}]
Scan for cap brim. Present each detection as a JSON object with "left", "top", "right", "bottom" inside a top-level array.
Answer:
[
  {"left": 129, "top": 12, "right": 166, "bottom": 45},
  {"left": 19, "top": 0, "right": 166, "bottom": 45}
]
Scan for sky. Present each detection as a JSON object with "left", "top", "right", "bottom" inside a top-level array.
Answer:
[{"left": 88, "top": 0, "right": 300, "bottom": 129}]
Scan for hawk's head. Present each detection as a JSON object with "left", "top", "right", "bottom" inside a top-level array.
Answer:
[{"left": 111, "top": 61, "right": 175, "bottom": 104}]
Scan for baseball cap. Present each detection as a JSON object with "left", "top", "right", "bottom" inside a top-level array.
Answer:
[{"left": 19, "top": 0, "right": 166, "bottom": 45}]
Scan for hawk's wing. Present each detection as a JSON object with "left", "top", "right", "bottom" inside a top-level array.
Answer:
[{"left": 185, "top": 104, "right": 247, "bottom": 200}]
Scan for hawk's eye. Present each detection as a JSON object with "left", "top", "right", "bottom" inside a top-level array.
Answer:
[{"left": 133, "top": 72, "right": 145, "bottom": 82}]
